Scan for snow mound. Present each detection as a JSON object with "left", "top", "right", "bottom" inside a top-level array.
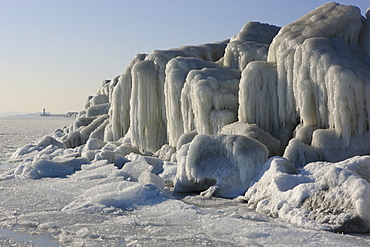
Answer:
[
  {"left": 221, "top": 122, "right": 281, "bottom": 157},
  {"left": 19, "top": 156, "right": 89, "bottom": 179},
  {"left": 242, "top": 156, "right": 370, "bottom": 233},
  {"left": 174, "top": 134, "right": 268, "bottom": 198}
]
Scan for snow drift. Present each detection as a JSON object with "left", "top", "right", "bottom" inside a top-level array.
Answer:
[{"left": 241, "top": 156, "right": 370, "bottom": 233}]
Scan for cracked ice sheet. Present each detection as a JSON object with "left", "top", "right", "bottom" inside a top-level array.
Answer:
[{"left": 0, "top": 174, "right": 369, "bottom": 246}]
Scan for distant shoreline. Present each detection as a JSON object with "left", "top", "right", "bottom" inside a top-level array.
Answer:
[
  {"left": 0, "top": 112, "right": 78, "bottom": 119},
  {"left": 39, "top": 112, "right": 78, "bottom": 118}
]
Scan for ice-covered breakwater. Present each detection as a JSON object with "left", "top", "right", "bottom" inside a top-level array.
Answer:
[{"left": 3, "top": 2, "right": 370, "bottom": 234}]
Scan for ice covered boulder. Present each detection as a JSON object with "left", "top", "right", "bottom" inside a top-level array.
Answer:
[
  {"left": 238, "top": 3, "right": 370, "bottom": 151},
  {"left": 89, "top": 94, "right": 109, "bottom": 106},
  {"left": 176, "top": 130, "right": 198, "bottom": 151},
  {"left": 284, "top": 127, "right": 370, "bottom": 168},
  {"left": 79, "top": 114, "right": 109, "bottom": 144},
  {"left": 129, "top": 42, "right": 228, "bottom": 153},
  {"left": 311, "top": 129, "right": 370, "bottom": 162},
  {"left": 86, "top": 103, "right": 110, "bottom": 117},
  {"left": 223, "top": 21, "right": 279, "bottom": 71},
  {"left": 174, "top": 134, "right": 268, "bottom": 198},
  {"left": 242, "top": 156, "right": 370, "bottom": 233},
  {"left": 181, "top": 67, "right": 240, "bottom": 135},
  {"left": 19, "top": 157, "right": 89, "bottom": 179},
  {"left": 223, "top": 41, "right": 269, "bottom": 71},
  {"left": 129, "top": 60, "right": 167, "bottom": 154},
  {"left": 164, "top": 57, "right": 221, "bottom": 147},
  {"left": 114, "top": 143, "right": 141, "bottom": 156},
  {"left": 283, "top": 138, "right": 320, "bottom": 168},
  {"left": 37, "top": 135, "right": 66, "bottom": 149},
  {"left": 61, "top": 115, "right": 109, "bottom": 148},
  {"left": 237, "top": 61, "right": 289, "bottom": 144},
  {"left": 154, "top": 144, "right": 176, "bottom": 161},
  {"left": 221, "top": 122, "right": 281, "bottom": 157},
  {"left": 111, "top": 54, "right": 147, "bottom": 141},
  {"left": 71, "top": 116, "right": 96, "bottom": 131},
  {"left": 230, "top": 21, "right": 281, "bottom": 44}
]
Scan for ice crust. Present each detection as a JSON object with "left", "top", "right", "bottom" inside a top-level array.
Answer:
[
  {"left": 181, "top": 67, "right": 241, "bottom": 136},
  {"left": 2, "top": 3, "right": 370, "bottom": 244},
  {"left": 164, "top": 57, "right": 221, "bottom": 147},
  {"left": 242, "top": 156, "right": 370, "bottom": 233},
  {"left": 174, "top": 134, "right": 268, "bottom": 198}
]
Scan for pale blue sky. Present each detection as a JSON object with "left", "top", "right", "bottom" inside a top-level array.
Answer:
[{"left": 0, "top": 0, "right": 368, "bottom": 114}]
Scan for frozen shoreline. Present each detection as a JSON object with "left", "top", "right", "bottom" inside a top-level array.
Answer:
[{"left": 2, "top": 2, "right": 370, "bottom": 245}]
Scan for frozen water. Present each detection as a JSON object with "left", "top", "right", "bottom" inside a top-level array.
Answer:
[
  {"left": 2, "top": 2, "right": 370, "bottom": 245},
  {"left": 174, "top": 134, "right": 268, "bottom": 198},
  {"left": 0, "top": 168, "right": 370, "bottom": 246},
  {"left": 242, "top": 156, "right": 370, "bottom": 233},
  {"left": 181, "top": 67, "right": 240, "bottom": 135}
]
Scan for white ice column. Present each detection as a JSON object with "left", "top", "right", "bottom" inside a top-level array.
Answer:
[
  {"left": 164, "top": 57, "right": 221, "bottom": 147},
  {"left": 111, "top": 54, "right": 146, "bottom": 141},
  {"left": 130, "top": 60, "right": 167, "bottom": 153},
  {"left": 181, "top": 67, "right": 240, "bottom": 135},
  {"left": 267, "top": 2, "right": 363, "bottom": 131},
  {"left": 238, "top": 61, "right": 291, "bottom": 143}
]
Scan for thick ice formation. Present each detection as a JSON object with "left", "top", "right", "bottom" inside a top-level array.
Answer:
[
  {"left": 221, "top": 122, "right": 281, "bottom": 157},
  {"left": 230, "top": 21, "right": 281, "bottom": 44},
  {"left": 119, "top": 42, "right": 228, "bottom": 153},
  {"left": 223, "top": 21, "right": 280, "bottom": 71},
  {"left": 242, "top": 156, "right": 370, "bottom": 233},
  {"left": 110, "top": 54, "right": 147, "bottom": 142},
  {"left": 164, "top": 57, "right": 221, "bottom": 147},
  {"left": 239, "top": 2, "right": 370, "bottom": 150},
  {"left": 223, "top": 41, "right": 269, "bottom": 71},
  {"left": 174, "top": 134, "right": 268, "bottom": 198},
  {"left": 129, "top": 60, "right": 166, "bottom": 154},
  {"left": 181, "top": 67, "right": 240, "bottom": 135},
  {"left": 3, "top": 3, "right": 370, "bottom": 241},
  {"left": 270, "top": 3, "right": 367, "bottom": 141},
  {"left": 238, "top": 61, "right": 283, "bottom": 141}
]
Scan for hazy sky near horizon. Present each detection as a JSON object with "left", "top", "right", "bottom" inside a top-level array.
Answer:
[{"left": 1, "top": 0, "right": 369, "bottom": 114}]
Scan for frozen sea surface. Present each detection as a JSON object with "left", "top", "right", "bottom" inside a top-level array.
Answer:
[
  {"left": 0, "top": 117, "right": 74, "bottom": 163},
  {"left": 1, "top": 176, "right": 370, "bottom": 247},
  {"left": 1, "top": 118, "right": 370, "bottom": 246}
]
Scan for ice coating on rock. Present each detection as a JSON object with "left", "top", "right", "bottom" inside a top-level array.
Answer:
[
  {"left": 129, "top": 60, "right": 166, "bottom": 154},
  {"left": 269, "top": 3, "right": 366, "bottom": 140},
  {"left": 127, "top": 42, "right": 227, "bottom": 153},
  {"left": 294, "top": 38, "right": 370, "bottom": 143},
  {"left": 243, "top": 156, "right": 370, "bottom": 233},
  {"left": 111, "top": 54, "right": 147, "bottom": 142},
  {"left": 238, "top": 61, "right": 283, "bottom": 140},
  {"left": 223, "top": 41, "right": 269, "bottom": 71},
  {"left": 239, "top": 3, "right": 370, "bottom": 149},
  {"left": 181, "top": 67, "right": 240, "bottom": 135},
  {"left": 223, "top": 21, "right": 279, "bottom": 71},
  {"left": 230, "top": 21, "right": 280, "bottom": 44},
  {"left": 268, "top": 2, "right": 363, "bottom": 62},
  {"left": 221, "top": 122, "right": 281, "bottom": 157},
  {"left": 174, "top": 134, "right": 268, "bottom": 198},
  {"left": 164, "top": 57, "right": 221, "bottom": 147},
  {"left": 4, "top": 3, "right": 370, "bottom": 240}
]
